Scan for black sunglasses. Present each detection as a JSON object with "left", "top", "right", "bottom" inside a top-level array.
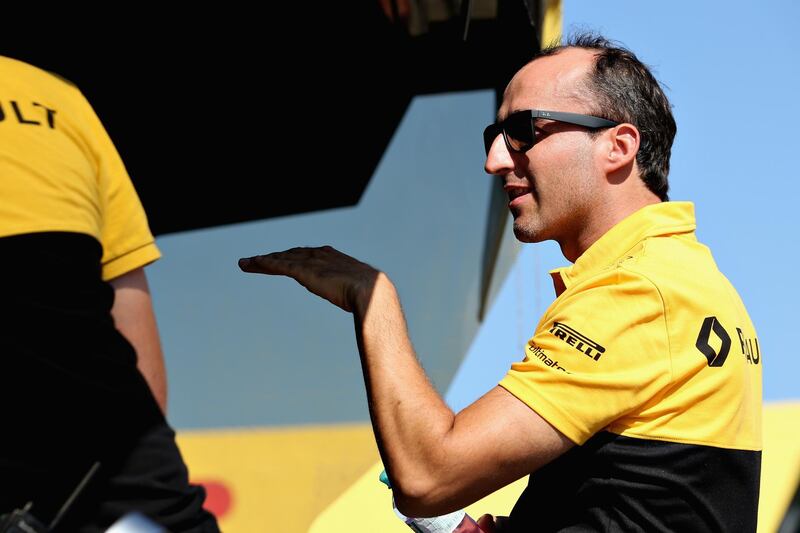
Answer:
[{"left": 483, "top": 109, "right": 620, "bottom": 155}]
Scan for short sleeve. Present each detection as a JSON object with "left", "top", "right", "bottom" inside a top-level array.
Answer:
[
  {"left": 499, "top": 268, "right": 671, "bottom": 445},
  {"left": 80, "top": 93, "right": 161, "bottom": 281}
]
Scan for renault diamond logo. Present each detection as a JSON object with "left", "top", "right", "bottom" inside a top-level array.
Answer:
[{"left": 695, "top": 316, "right": 731, "bottom": 367}]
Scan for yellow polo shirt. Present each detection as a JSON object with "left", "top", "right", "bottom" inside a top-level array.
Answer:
[
  {"left": 500, "top": 201, "right": 762, "bottom": 531},
  {"left": 501, "top": 201, "right": 761, "bottom": 450},
  {"left": 0, "top": 55, "right": 159, "bottom": 280}
]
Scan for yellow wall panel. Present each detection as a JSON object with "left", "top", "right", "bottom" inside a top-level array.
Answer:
[{"left": 176, "top": 424, "right": 379, "bottom": 532}]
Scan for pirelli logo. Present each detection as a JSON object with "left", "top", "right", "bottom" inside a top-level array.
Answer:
[{"left": 549, "top": 322, "right": 606, "bottom": 361}]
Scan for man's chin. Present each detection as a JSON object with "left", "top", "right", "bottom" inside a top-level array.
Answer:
[
  {"left": 512, "top": 223, "right": 541, "bottom": 244},
  {"left": 514, "top": 218, "right": 553, "bottom": 243}
]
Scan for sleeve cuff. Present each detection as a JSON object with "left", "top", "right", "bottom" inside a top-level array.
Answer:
[
  {"left": 499, "top": 373, "right": 591, "bottom": 445},
  {"left": 102, "top": 241, "right": 161, "bottom": 281}
]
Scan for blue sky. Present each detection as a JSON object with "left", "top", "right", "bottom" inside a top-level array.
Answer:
[{"left": 150, "top": 1, "right": 799, "bottom": 430}]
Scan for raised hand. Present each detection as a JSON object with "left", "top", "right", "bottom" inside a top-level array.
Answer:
[{"left": 238, "top": 246, "right": 381, "bottom": 313}]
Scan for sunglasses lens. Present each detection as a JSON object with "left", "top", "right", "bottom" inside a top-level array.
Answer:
[
  {"left": 504, "top": 111, "right": 533, "bottom": 152},
  {"left": 483, "top": 124, "right": 501, "bottom": 155}
]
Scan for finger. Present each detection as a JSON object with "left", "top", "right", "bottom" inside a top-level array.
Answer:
[
  {"left": 477, "top": 514, "right": 495, "bottom": 532},
  {"left": 238, "top": 255, "right": 268, "bottom": 273},
  {"left": 494, "top": 516, "right": 511, "bottom": 531},
  {"left": 239, "top": 245, "right": 343, "bottom": 272},
  {"left": 238, "top": 254, "right": 296, "bottom": 276}
]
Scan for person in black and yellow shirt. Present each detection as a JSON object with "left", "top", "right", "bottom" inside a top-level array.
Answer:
[
  {"left": 0, "top": 56, "right": 218, "bottom": 531},
  {"left": 498, "top": 199, "right": 762, "bottom": 531},
  {"left": 237, "top": 33, "right": 761, "bottom": 532}
]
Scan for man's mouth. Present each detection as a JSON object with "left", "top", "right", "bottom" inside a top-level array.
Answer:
[{"left": 504, "top": 184, "right": 532, "bottom": 204}]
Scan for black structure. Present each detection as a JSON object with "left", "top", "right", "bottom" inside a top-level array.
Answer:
[{"left": 2, "top": 2, "right": 540, "bottom": 236}]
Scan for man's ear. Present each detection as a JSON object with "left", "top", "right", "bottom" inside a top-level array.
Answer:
[{"left": 602, "top": 123, "right": 640, "bottom": 174}]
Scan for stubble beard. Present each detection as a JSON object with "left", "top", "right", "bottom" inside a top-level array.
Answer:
[
  {"left": 512, "top": 211, "right": 545, "bottom": 243},
  {"left": 511, "top": 174, "right": 593, "bottom": 247},
  {"left": 511, "top": 191, "right": 549, "bottom": 244}
]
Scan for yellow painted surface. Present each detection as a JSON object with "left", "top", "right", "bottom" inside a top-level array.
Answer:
[
  {"left": 311, "top": 402, "right": 800, "bottom": 532},
  {"left": 176, "top": 423, "right": 380, "bottom": 533},
  {"left": 758, "top": 401, "right": 800, "bottom": 533},
  {"left": 175, "top": 402, "right": 798, "bottom": 532},
  {"left": 541, "top": 0, "right": 562, "bottom": 48},
  {"left": 309, "top": 462, "right": 527, "bottom": 533}
]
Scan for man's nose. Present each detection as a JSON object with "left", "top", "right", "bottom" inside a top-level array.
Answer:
[{"left": 484, "top": 134, "right": 514, "bottom": 176}]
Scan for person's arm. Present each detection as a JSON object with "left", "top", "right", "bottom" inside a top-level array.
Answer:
[
  {"left": 239, "top": 246, "right": 573, "bottom": 517},
  {"left": 109, "top": 266, "right": 168, "bottom": 414}
]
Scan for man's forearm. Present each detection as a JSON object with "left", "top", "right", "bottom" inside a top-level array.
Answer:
[
  {"left": 238, "top": 246, "right": 573, "bottom": 516},
  {"left": 353, "top": 273, "right": 456, "bottom": 503},
  {"left": 110, "top": 268, "right": 168, "bottom": 414}
]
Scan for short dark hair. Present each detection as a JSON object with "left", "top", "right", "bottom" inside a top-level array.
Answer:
[{"left": 535, "top": 33, "right": 676, "bottom": 201}]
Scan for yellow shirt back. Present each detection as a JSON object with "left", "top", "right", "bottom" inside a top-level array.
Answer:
[{"left": 0, "top": 55, "right": 159, "bottom": 280}]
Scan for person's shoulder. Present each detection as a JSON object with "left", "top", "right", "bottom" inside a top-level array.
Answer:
[
  {"left": 626, "top": 232, "right": 723, "bottom": 292},
  {"left": 556, "top": 264, "right": 667, "bottom": 324}
]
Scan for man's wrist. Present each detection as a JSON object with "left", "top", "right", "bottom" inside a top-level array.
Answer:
[{"left": 353, "top": 271, "right": 395, "bottom": 317}]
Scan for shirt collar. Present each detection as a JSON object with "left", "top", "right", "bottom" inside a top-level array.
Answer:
[{"left": 549, "top": 201, "right": 697, "bottom": 295}]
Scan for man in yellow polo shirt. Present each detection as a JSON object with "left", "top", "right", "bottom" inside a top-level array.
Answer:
[
  {"left": 239, "top": 33, "right": 761, "bottom": 531},
  {"left": 0, "top": 56, "right": 218, "bottom": 531}
]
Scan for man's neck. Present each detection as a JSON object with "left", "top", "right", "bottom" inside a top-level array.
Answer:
[{"left": 559, "top": 193, "right": 662, "bottom": 263}]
